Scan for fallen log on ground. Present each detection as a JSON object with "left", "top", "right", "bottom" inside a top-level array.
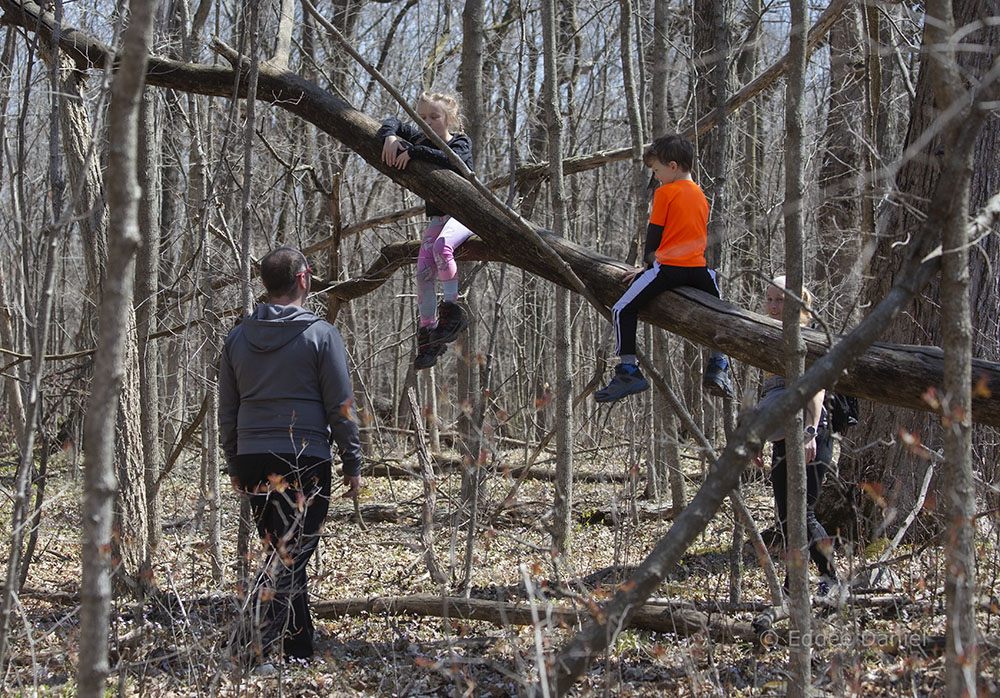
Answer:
[
  {"left": 313, "top": 593, "right": 759, "bottom": 644},
  {"left": 367, "top": 459, "right": 636, "bottom": 485}
]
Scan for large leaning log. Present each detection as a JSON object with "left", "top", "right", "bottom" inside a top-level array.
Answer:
[{"left": 4, "top": 0, "right": 999, "bottom": 427}]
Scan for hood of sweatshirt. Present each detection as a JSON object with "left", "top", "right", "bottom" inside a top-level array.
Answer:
[{"left": 242, "top": 303, "right": 318, "bottom": 353}]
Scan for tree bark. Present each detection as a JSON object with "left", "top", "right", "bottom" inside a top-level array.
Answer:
[
  {"left": 924, "top": 0, "right": 980, "bottom": 692},
  {"left": 541, "top": 0, "right": 573, "bottom": 558},
  {"left": 620, "top": 0, "right": 647, "bottom": 261},
  {"left": 136, "top": 87, "right": 162, "bottom": 555},
  {"left": 815, "top": 2, "right": 867, "bottom": 325},
  {"left": 233, "top": 0, "right": 261, "bottom": 587},
  {"left": 270, "top": 0, "right": 295, "bottom": 70},
  {"left": 695, "top": 0, "right": 732, "bottom": 271},
  {"left": 649, "top": 0, "right": 671, "bottom": 132},
  {"left": 940, "top": 141, "right": 979, "bottom": 698},
  {"left": 459, "top": 0, "right": 484, "bottom": 163},
  {"left": 78, "top": 0, "right": 155, "bottom": 694},
  {"left": 783, "top": 0, "right": 811, "bottom": 689}
]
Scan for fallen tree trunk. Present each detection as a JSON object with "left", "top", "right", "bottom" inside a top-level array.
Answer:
[
  {"left": 327, "top": 241, "right": 1000, "bottom": 427},
  {"left": 313, "top": 593, "right": 759, "bottom": 644},
  {"left": 8, "top": 0, "right": 999, "bottom": 425}
]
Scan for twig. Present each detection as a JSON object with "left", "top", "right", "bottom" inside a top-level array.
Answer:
[{"left": 352, "top": 492, "right": 368, "bottom": 532}]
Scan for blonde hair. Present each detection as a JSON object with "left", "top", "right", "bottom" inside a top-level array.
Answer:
[
  {"left": 769, "top": 275, "right": 813, "bottom": 325},
  {"left": 417, "top": 91, "right": 464, "bottom": 132}
]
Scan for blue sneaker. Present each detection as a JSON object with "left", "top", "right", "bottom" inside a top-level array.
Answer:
[
  {"left": 595, "top": 364, "right": 650, "bottom": 403},
  {"left": 703, "top": 357, "right": 734, "bottom": 399}
]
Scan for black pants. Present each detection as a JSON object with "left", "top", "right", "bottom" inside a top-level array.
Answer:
[
  {"left": 235, "top": 453, "right": 331, "bottom": 659},
  {"left": 769, "top": 432, "right": 836, "bottom": 583},
  {"left": 612, "top": 264, "right": 722, "bottom": 357}
]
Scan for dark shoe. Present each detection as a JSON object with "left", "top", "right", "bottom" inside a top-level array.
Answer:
[
  {"left": 414, "top": 327, "right": 447, "bottom": 370},
  {"left": 595, "top": 364, "right": 650, "bottom": 403},
  {"left": 429, "top": 301, "right": 468, "bottom": 345},
  {"left": 703, "top": 357, "right": 734, "bottom": 398}
]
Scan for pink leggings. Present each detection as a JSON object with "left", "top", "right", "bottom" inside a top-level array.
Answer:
[{"left": 417, "top": 216, "right": 472, "bottom": 327}]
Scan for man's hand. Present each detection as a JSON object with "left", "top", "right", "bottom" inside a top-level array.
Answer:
[
  {"left": 230, "top": 475, "right": 242, "bottom": 492},
  {"left": 804, "top": 437, "right": 817, "bottom": 464},
  {"left": 621, "top": 266, "right": 646, "bottom": 286},
  {"left": 342, "top": 475, "right": 362, "bottom": 498}
]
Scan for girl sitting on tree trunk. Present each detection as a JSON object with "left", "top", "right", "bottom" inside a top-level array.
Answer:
[{"left": 377, "top": 91, "right": 474, "bottom": 370}]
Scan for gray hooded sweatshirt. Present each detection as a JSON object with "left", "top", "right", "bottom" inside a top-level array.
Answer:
[{"left": 219, "top": 304, "right": 362, "bottom": 476}]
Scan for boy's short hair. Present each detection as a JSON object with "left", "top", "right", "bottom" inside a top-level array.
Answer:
[
  {"left": 260, "top": 247, "right": 309, "bottom": 298},
  {"left": 643, "top": 134, "right": 695, "bottom": 172}
]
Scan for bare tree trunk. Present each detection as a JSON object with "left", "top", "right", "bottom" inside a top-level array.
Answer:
[
  {"left": 783, "top": 0, "right": 811, "bottom": 691},
  {"left": 203, "top": 249, "right": 223, "bottom": 582},
  {"left": 235, "top": 0, "right": 261, "bottom": 586},
  {"left": 0, "top": 32, "right": 25, "bottom": 440},
  {"left": 542, "top": 0, "right": 573, "bottom": 558},
  {"left": 649, "top": 0, "right": 671, "bottom": 132},
  {"left": 814, "top": 2, "right": 866, "bottom": 325},
  {"left": 78, "top": 0, "right": 155, "bottom": 694},
  {"left": 940, "top": 152, "right": 978, "bottom": 698},
  {"left": 136, "top": 87, "right": 162, "bottom": 555},
  {"left": 695, "top": 0, "right": 731, "bottom": 269},
  {"left": 270, "top": 0, "right": 295, "bottom": 69},
  {"left": 56, "top": 66, "right": 105, "bottom": 303},
  {"left": 925, "top": 0, "right": 979, "bottom": 692},
  {"left": 460, "top": 0, "right": 484, "bottom": 163},
  {"left": 647, "top": 0, "right": 683, "bottom": 509},
  {"left": 0, "top": 274, "right": 26, "bottom": 445},
  {"left": 113, "top": 312, "right": 150, "bottom": 590},
  {"left": 620, "top": 0, "right": 647, "bottom": 259}
]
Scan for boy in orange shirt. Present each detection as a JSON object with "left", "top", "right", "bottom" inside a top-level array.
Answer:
[{"left": 596, "top": 134, "right": 733, "bottom": 402}]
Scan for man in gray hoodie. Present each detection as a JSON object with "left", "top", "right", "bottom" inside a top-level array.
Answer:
[{"left": 219, "top": 246, "right": 363, "bottom": 661}]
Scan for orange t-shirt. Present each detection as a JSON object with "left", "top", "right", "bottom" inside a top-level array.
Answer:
[{"left": 648, "top": 179, "right": 709, "bottom": 267}]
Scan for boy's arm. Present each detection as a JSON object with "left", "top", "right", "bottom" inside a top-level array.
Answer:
[{"left": 642, "top": 222, "right": 664, "bottom": 266}]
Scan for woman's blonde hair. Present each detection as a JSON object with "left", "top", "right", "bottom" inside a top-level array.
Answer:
[
  {"left": 769, "top": 275, "right": 813, "bottom": 325},
  {"left": 418, "top": 91, "right": 464, "bottom": 132}
]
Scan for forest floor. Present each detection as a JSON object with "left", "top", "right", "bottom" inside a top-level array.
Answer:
[{"left": 2, "top": 447, "right": 1000, "bottom": 697}]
